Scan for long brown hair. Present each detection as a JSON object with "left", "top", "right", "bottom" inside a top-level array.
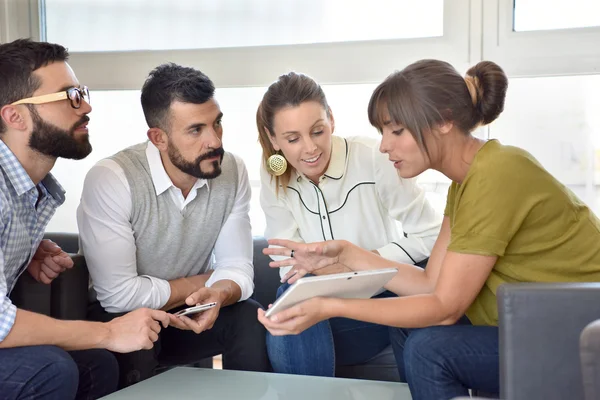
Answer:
[
  {"left": 257, "top": 72, "right": 331, "bottom": 194},
  {"left": 368, "top": 60, "right": 508, "bottom": 157}
]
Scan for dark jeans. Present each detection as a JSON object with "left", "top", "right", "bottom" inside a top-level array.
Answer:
[
  {"left": 88, "top": 299, "right": 270, "bottom": 388},
  {"left": 0, "top": 345, "right": 118, "bottom": 400},
  {"left": 396, "top": 324, "right": 500, "bottom": 400}
]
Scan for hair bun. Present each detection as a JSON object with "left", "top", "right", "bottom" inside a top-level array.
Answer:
[
  {"left": 464, "top": 75, "right": 480, "bottom": 106},
  {"left": 466, "top": 61, "right": 508, "bottom": 125}
]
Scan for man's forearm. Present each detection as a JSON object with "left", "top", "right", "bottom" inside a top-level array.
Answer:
[
  {"left": 163, "top": 272, "right": 213, "bottom": 311},
  {"left": 210, "top": 279, "right": 242, "bottom": 307},
  {"left": 0, "top": 309, "right": 109, "bottom": 351}
]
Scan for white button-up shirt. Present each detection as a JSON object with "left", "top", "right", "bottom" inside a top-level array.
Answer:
[
  {"left": 261, "top": 135, "right": 442, "bottom": 278},
  {"left": 77, "top": 142, "right": 254, "bottom": 313}
]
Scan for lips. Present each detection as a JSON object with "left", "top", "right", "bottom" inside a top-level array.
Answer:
[
  {"left": 302, "top": 154, "right": 321, "bottom": 164},
  {"left": 75, "top": 123, "right": 88, "bottom": 132}
]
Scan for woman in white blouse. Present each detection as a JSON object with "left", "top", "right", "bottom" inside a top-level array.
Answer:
[{"left": 257, "top": 71, "right": 442, "bottom": 378}]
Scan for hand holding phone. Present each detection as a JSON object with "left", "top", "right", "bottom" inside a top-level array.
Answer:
[{"left": 173, "top": 302, "right": 218, "bottom": 317}]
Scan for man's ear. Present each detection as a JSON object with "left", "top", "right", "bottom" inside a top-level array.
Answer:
[
  {"left": 147, "top": 127, "right": 168, "bottom": 151},
  {"left": 0, "top": 105, "right": 29, "bottom": 131},
  {"left": 266, "top": 128, "right": 281, "bottom": 151}
]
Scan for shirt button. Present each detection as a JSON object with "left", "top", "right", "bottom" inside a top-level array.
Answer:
[{"left": 322, "top": 216, "right": 326, "bottom": 220}]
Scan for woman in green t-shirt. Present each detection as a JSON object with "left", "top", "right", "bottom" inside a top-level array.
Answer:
[{"left": 257, "top": 59, "right": 600, "bottom": 400}]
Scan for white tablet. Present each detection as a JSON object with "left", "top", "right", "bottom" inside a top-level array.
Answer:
[{"left": 264, "top": 268, "right": 397, "bottom": 318}]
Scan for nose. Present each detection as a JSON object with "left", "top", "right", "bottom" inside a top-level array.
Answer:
[
  {"left": 379, "top": 132, "right": 391, "bottom": 154},
  {"left": 206, "top": 128, "right": 222, "bottom": 149},
  {"left": 78, "top": 98, "right": 92, "bottom": 114},
  {"left": 303, "top": 136, "right": 318, "bottom": 154}
]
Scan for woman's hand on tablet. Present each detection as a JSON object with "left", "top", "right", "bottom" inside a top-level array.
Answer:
[
  {"left": 263, "top": 239, "right": 348, "bottom": 283},
  {"left": 257, "top": 297, "right": 334, "bottom": 336}
]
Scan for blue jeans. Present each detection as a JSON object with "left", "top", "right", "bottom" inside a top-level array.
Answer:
[
  {"left": 0, "top": 345, "right": 119, "bottom": 400},
  {"left": 268, "top": 281, "right": 500, "bottom": 399},
  {"left": 397, "top": 324, "right": 499, "bottom": 400},
  {"left": 267, "top": 282, "right": 400, "bottom": 377}
]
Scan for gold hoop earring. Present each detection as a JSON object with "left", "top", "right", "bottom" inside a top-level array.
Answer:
[{"left": 267, "top": 153, "right": 287, "bottom": 176}]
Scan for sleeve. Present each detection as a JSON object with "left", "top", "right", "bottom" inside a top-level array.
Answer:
[
  {"left": 444, "top": 183, "right": 457, "bottom": 217},
  {"left": 206, "top": 155, "right": 254, "bottom": 301},
  {"left": 0, "top": 213, "right": 17, "bottom": 342},
  {"left": 372, "top": 143, "right": 443, "bottom": 264},
  {"left": 447, "top": 162, "right": 530, "bottom": 257},
  {"left": 259, "top": 165, "right": 304, "bottom": 279},
  {"left": 76, "top": 161, "right": 171, "bottom": 313}
]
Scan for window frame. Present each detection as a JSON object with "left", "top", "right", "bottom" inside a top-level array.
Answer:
[
  {"left": 0, "top": 0, "right": 41, "bottom": 44},
  {"left": 482, "top": 0, "right": 600, "bottom": 77},
  {"left": 37, "top": 0, "right": 473, "bottom": 90}
]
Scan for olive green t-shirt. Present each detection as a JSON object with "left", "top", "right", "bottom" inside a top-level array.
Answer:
[{"left": 445, "top": 140, "right": 600, "bottom": 326}]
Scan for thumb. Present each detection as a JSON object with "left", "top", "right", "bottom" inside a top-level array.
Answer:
[
  {"left": 186, "top": 287, "right": 210, "bottom": 306},
  {"left": 40, "top": 240, "right": 61, "bottom": 255}
]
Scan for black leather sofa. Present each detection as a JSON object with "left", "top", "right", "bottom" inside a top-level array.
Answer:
[{"left": 10, "top": 233, "right": 401, "bottom": 381}]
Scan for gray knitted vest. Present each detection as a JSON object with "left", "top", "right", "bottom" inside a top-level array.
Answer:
[{"left": 110, "top": 142, "right": 238, "bottom": 280}]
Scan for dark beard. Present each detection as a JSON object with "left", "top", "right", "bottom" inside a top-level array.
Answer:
[
  {"left": 168, "top": 143, "right": 225, "bottom": 179},
  {"left": 28, "top": 108, "right": 92, "bottom": 160}
]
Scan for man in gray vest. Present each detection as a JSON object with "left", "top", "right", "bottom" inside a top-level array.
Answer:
[{"left": 77, "top": 63, "right": 269, "bottom": 387}]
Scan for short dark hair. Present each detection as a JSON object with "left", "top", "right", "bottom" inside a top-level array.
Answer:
[
  {"left": 0, "top": 39, "right": 69, "bottom": 134},
  {"left": 140, "top": 63, "right": 215, "bottom": 131}
]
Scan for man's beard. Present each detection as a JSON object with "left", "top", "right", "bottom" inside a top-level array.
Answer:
[
  {"left": 168, "top": 142, "right": 225, "bottom": 179},
  {"left": 28, "top": 108, "right": 92, "bottom": 160}
]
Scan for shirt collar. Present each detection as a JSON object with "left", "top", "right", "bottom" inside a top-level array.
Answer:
[
  {"left": 0, "top": 139, "right": 65, "bottom": 203},
  {"left": 145, "top": 141, "right": 208, "bottom": 196},
  {"left": 322, "top": 135, "right": 347, "bottom": 180}
]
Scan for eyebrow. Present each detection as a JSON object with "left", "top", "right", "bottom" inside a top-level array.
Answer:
[
  {"left": 282, "top": 118, "right": 325, "bottom": 136},
  {"left": 185, "top": 112, "right": 224, "bottom": 131},
  {"left": 383, "top": 120, "right": 391, "bottom": 126},
  {"left": 57, "top": 84, "right": 78, "bottom": 92}
]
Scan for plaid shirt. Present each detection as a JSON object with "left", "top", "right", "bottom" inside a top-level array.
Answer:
[{"left": 0, "top": 140, "right": 65, "bottom": 342}]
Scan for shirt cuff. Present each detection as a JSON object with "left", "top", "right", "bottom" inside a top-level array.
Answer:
[
  {"left": 0, "top": 302, "right": 17, "bottom": 342},
  {"left": 206, "top": 266, "right": 254, "bottom": 302},
  {"left": 143, "top": 275, "right": 172, "bottom": 310},
  {"left": 99, "top": 275, "right": 171, "bottom": 313}
]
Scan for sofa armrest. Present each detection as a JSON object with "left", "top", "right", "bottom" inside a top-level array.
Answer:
[
  {"left": 580, "top": 319, "right": 600, "bottom": 400},
  {"left": 51, "top": 254, "right": 89, "bottom": 320},
  {"left": 498, "top": 283, "right": 600, "bottom": 400}
]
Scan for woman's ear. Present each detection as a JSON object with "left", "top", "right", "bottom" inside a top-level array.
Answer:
[
  {"left": 328, "top": 107, "right": 335, "bottom": 133},
  {"left": 266, "top": 128, "right": 281, "bottom": 151},
  {"left": 147, "top": 127, "right": 169, "bottom": 151},
  {"left": 437, "top": 121, "right": 454, "bottom": 135}
]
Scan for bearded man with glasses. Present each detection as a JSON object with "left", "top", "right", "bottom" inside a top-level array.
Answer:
[{"left": 0, "top": 39, "right": 174, "bottom": 400}]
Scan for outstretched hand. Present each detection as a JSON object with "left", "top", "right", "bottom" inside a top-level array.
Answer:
[{"left": 263, "top": 239, "right": 347, "bottom": 284}]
